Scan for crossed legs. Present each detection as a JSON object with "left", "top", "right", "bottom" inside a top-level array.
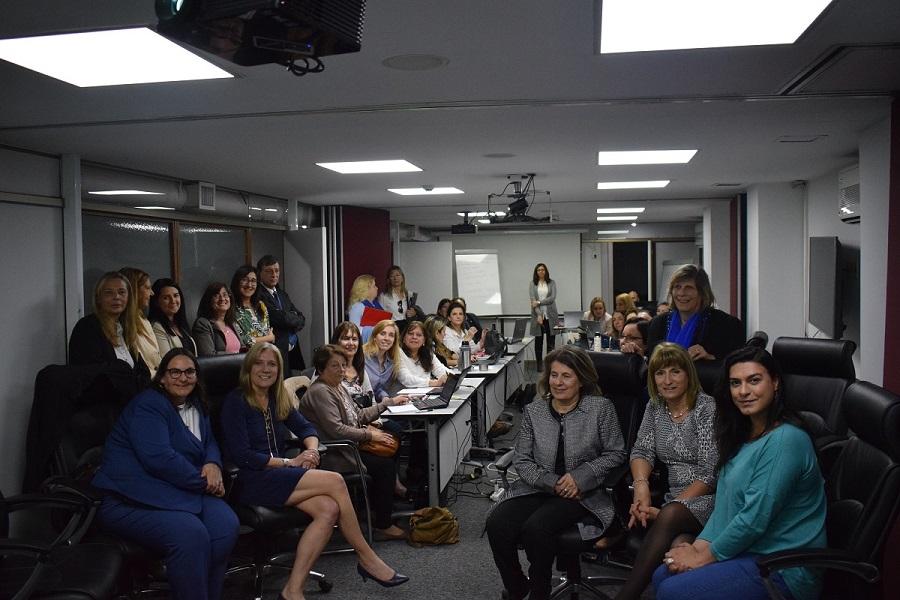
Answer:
[{"left": 279, "top": 469, "right": 397, "bottom": 600}]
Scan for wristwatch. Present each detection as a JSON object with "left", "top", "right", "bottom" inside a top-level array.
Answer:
[{"left": 281, "top": 457, "right": 290, "bottom": 467}]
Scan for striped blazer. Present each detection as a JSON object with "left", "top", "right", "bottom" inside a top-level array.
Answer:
[{"left": 499, "top": 394, "right": 627, "bottom": 537}]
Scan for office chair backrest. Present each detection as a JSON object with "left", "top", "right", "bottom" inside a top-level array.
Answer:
[
  {"left": 197, "top": 354, "right": 246, "bottom": 444},
  {"left": 826, "top": 381, "right": 900, "bottom": 564},
  {"left": 693, "top": 360, "right": 722, "bottom": 396},
  {"left": 772, "top": 336, "right": 856, "bottom": 442},
  {"left": 588, "top": 351, "right": 647, "bottom": 449}
]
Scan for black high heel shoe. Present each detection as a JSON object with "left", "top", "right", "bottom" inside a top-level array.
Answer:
[{"left": 356, "top": 563, "right": 410, "bottom": 587}]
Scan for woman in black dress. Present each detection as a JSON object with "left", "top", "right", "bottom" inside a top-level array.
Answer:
[{"left": 220, "top": 343, "right": 408, "bottom": 599}]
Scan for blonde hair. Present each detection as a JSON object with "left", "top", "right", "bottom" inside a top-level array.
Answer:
[
  {"left": 347, "top": 274, "right": 375, "bottom": 306},
  {"left": 646, "top": 342, "right": 701, "bottom": 410},
  {"left": 239, "top": 342, "right": 291, "bottom": 421},
  {"left": 615, "top": 292, "right": 636, "bottom": 315},
  {"left": 118, "top": 267, "right": 148, "bottom": 356},
  {"left": 588, "top": 296, "right": 607, "bottom": 319},
  {"left": 362, "top": 319, "right": 402, "bottom": 379},
  {"left": 92, "top": 272, "right": 131, "bottom": 347},
  {"left": 425, "top": 315, "right": 454, "bottom": 362}
]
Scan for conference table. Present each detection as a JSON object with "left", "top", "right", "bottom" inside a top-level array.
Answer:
[{"left": 384, "top": 337, "right": 535, "bottom": 505}]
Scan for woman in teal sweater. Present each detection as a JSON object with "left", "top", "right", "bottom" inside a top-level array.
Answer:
[{"left": 653, "top": 346, "right": 826, "bottom": 600}]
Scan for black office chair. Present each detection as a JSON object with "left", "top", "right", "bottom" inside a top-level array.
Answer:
[
  {"left": 756, "top": 380, "right": 900, "bottom": 600},
  {"left": 772, "top": 336, "right": 856, "bottom": 474},
  {"left": 0, "top": 488, "right": 122, "bottom": 600}
]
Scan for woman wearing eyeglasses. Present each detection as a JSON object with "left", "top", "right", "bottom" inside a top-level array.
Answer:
[
  {"left": 92, "top": 348, "right": 239, "bottom": 600},
  {"left": 230, "top": 265, "right": 275, "bottom": 350}
]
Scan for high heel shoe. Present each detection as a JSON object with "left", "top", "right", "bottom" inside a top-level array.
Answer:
[{"left": 356, "top": 563, "right": 410, "bottom": 587}]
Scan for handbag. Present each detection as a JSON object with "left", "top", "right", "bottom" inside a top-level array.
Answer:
[
  {"left": 408, "top": 506, "right": 460, "bottom": 547},
  {"left": 358, "top": 424, "right": 399, "bottom": 457}
]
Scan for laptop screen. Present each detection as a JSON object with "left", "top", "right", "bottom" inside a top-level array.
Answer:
[
  {"left": 563, "top": 311, "right": 582, "bottom": 328},
  {"left": 512, "top": 318, "right": 528, "bottom": 339}
]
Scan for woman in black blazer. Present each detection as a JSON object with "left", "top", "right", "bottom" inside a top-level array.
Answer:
[
  {"left": 646, "top": 265, "right": 744, "bottom": 361},
  {"left": 69, "top": 271, "right": 145, "bottom": 374}
]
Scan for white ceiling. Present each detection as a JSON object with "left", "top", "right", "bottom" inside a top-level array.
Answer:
[{"left": 0, "top": 0, "right": 897, "bottom": 232}]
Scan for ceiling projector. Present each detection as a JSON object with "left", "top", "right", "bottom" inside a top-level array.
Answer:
[{"left": 156, "top": 0, "right": 365, "bottom": 68}]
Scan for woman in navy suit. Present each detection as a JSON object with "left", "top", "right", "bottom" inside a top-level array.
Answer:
[
  {"left": 220, "top": 343, "right": 408, "bottom": 600},
  {"left": 92, "top": 348, "right": 239, "bottom": 600}
]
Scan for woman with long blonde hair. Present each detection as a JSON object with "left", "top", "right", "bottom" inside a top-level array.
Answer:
[
  {"left": 362, "top": 320, "right": 410, "bottom": 404},
  {"left": 346, "top": 274, "right": 384, "bottom": 343},
  {"left": 119, "top": 267, "right": 162, "bottom": 374},
  {"left": 220, "top": 343, "right": 409, "bottom": 598}
]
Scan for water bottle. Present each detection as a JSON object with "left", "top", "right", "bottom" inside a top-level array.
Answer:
[
  {"left": 460, "top": 340, "right": 471, "bottom": 370},
  {"left": 593, "top": 333, "right": 601, "bottom": 352}
]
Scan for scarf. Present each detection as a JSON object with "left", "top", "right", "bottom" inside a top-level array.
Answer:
[{"left": 666, "top": 311, "right": 702, "bottom": 349}]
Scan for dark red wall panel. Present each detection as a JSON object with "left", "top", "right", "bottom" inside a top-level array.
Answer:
[{"left": 340, "top": 206, "right": 392, "bottom": 304}]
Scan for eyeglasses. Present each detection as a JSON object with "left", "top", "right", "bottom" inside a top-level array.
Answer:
[
  {"left": 166, "top": 367, "right": 197, "bottom": 379},
  {"left": 622, "top": 335, "right": 643, "bottom": 343},
  {"left": 240, "top": 277, "right": 258, "bottom": 285}
]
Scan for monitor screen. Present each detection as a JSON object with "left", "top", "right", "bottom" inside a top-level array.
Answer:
[{"left": 808, "top": 236, "right": 844, "bottom": 339}]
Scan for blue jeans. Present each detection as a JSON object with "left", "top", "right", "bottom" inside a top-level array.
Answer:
[
  {"left": 653, "top": 554, "right": 794, "bottom": 600},
  {"left": 99, "top": 494, "right": 239, "bottom": 600}
]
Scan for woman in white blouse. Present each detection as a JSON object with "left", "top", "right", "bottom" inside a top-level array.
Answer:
[
  {"left": 397, "top": 321, "right": 448, "bottom": 388},
  {"left": 528, "top": 262, "right": 558, "bottom": 365},
  {"left": 443, "top": 301, "right": 482, "bottom": 355},
  {"left": 378, "top": 265, "right": 418, "bottom": 322}
]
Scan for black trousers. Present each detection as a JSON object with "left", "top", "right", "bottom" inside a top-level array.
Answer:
[
  {"left": 534, "top": 318, "right": 556, "bottom": 366},
  {"left": 359, "top": 450, "right": 397, "bottom": 529},
  {"left": 486, "top": 494, "right": 589, "bottom": 600}
]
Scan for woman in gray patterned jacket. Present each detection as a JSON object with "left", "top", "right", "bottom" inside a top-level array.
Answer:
[
  {"left": 612, "top": 342, "right": 718, "bottom": 600},
  {"left": 486, "top": 346, "right": 627, "bottom": 600}
]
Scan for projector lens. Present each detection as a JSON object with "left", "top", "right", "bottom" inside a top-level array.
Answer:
[{"left": 156, "top": 0, "right": 187, "bottom": 20}]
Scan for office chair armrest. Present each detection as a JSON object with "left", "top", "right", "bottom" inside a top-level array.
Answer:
[
  {"left": 755, "top": 549, "right": 879, "bottom": 584},
  {"left": 602, "top": 463, "right": 630, "bottom": 489},
  {"left": 4, "top": 491, "right": 98, "bottom": 547},
  {"left": 283, "top": 438, "right": 329, "bottom": 454},
  {"left": 495, "top": 448, "right": 516, "bottom": 471}
]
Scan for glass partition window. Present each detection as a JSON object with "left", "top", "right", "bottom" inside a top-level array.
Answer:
[
  {"left": 178, "top": 224, "right": 247, "bottom": 323},
  {"left": 82, "top": 214, "right": 171, "bottom": 313}
]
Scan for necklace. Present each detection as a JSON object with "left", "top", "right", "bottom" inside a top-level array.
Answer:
[
  {"left": 261, "top": 403, "right": 278, "bottom": 458},
  {"left": 666, "top": 404, "right": 689, "bottom": 421}
]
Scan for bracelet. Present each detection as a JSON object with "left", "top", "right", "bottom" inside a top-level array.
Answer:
[
  {"left": 281, "top": 457, "right": 290, "bottom": 467},
  {"left": 632, "top": 478, "right": 649, "bottom": 486}
]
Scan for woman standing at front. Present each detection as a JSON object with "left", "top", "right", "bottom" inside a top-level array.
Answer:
[
  {"left": 92, "top": 349, "right": 238, "bottom": 600},
  {"left": 220, "top": 344, "right": 408, "bottom": 599},
  {"left": 612, "top": 343, "right": 717, "bottom": 600},
  {"left": 486, "top": 346, "right": 626, "bottom": 600},
  {"left": 654, "top": 346, "right": 826, "bottom": 600},
  {"left": 529, "top": 263, "right": 558, "bottom": 366}
]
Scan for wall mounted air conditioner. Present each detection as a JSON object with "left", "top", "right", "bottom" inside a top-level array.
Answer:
[
  {"left": 186, "top": 182, "right": 216, "bottom": 211},
  {"left": 838, "top": 165, "right": 860, "bottom": 224}
]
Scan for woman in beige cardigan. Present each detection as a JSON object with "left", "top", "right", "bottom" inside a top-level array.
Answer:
[{"left": 297, "top": 344, "right": 408, "bottom": 540}]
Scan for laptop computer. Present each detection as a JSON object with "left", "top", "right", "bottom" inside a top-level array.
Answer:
[
  {"left": 506, "top": 317, "right": 529, "bottom": 344},
  {"left": 581, "top": 319, "right": 606, "bottom": 335},
  {"left": 562, "top": 310, "right": 582, "bottom": 328},
  {"left": 413, "top": 367, "right": 470, "bottom": 410}
]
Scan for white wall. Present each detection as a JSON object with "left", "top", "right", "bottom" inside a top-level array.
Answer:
[
  {"left": 858, "top": 117, "right": 891, "bottom": 385},
  {"left": 746, "top": 183, "right": 806, "bottom": 342},
  {"left": 703, "top": 202, "right": 732, "bottom": 310},
  {"left": 398, "top": 240, "right": 454, "bottom": 315},
  {"left": 581, "top": 241, "right": 613, "bottom": 310},
  {"left": 806, "top": 166, "right": 862, "bottom": 373},
  {"left": 444, "top": 232, "right": 582, "bottom": 314},
  {"left": 0, "top": 200, "right": 66, "bottom": 494}
]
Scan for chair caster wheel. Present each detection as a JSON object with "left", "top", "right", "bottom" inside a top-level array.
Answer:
[{"left": 318, "top": 578, "right": 333, "bottom": 592}]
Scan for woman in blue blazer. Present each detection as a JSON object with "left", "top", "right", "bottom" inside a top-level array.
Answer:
[{"left": 92, "top": 348, "right": 239, "bottom": 600}]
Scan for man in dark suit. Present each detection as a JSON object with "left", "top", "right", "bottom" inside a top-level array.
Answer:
[{"left": 256, "top": 255, "right": 306, "bottom": 372}]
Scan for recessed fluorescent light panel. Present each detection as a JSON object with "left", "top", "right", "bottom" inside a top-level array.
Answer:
[
  {"left": 597, "top": 230, "right": 630, "bottom": 234},
  {"left": 596, "top": 207, "right": 646, "bottom": 213},
  {"left": 597, "top": 150, "right": 696, "bottom": 165},
  {"left": 0, "top": 27, "right": 232, "bottom": 87},
  {"left": 597, "top": 181, "right": 670, "bottom": 190},
  {"left": 388, "top": 187, "right": 464, "bottom": 195},
  {"left": 456, "top": 211, "right": 506, "bottom": 217},
  {"left": 316, "top": 160, "right": 422, "bottom": 174},
  {"left": 600, "top": 0, "right": 832, "bottom": 53},
  {"left": 134, "top": 206, "right": 175, "bottom": 210},
  {"left": 89, "top": 190, "right": 165, "bottom": 196},
  {"left": 597, "top": 216, "right": 639, "bottom": 221}
]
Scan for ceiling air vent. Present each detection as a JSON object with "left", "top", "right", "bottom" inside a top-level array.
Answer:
[
  {"left": 186, "top": 182, "right": 216, "bottom": 211},
  {"left": 838, "top": 165, "right": 860, "bottom": 224}
]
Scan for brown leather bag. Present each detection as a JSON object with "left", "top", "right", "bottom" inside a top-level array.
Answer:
[{"left": 358, "top": 424, "right": 399, "bottom": 457}]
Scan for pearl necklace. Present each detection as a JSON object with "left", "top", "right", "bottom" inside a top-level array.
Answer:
[{"left": 666, "top": 404, "right": 689, "bottom": 421}]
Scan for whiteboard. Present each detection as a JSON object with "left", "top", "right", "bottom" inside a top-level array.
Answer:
[
  {"left": 454, "top": 250, "right": 503, "bottom": 315},
  {"left": 398, "top": 241, "right": 453, "bottom": 316}
]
